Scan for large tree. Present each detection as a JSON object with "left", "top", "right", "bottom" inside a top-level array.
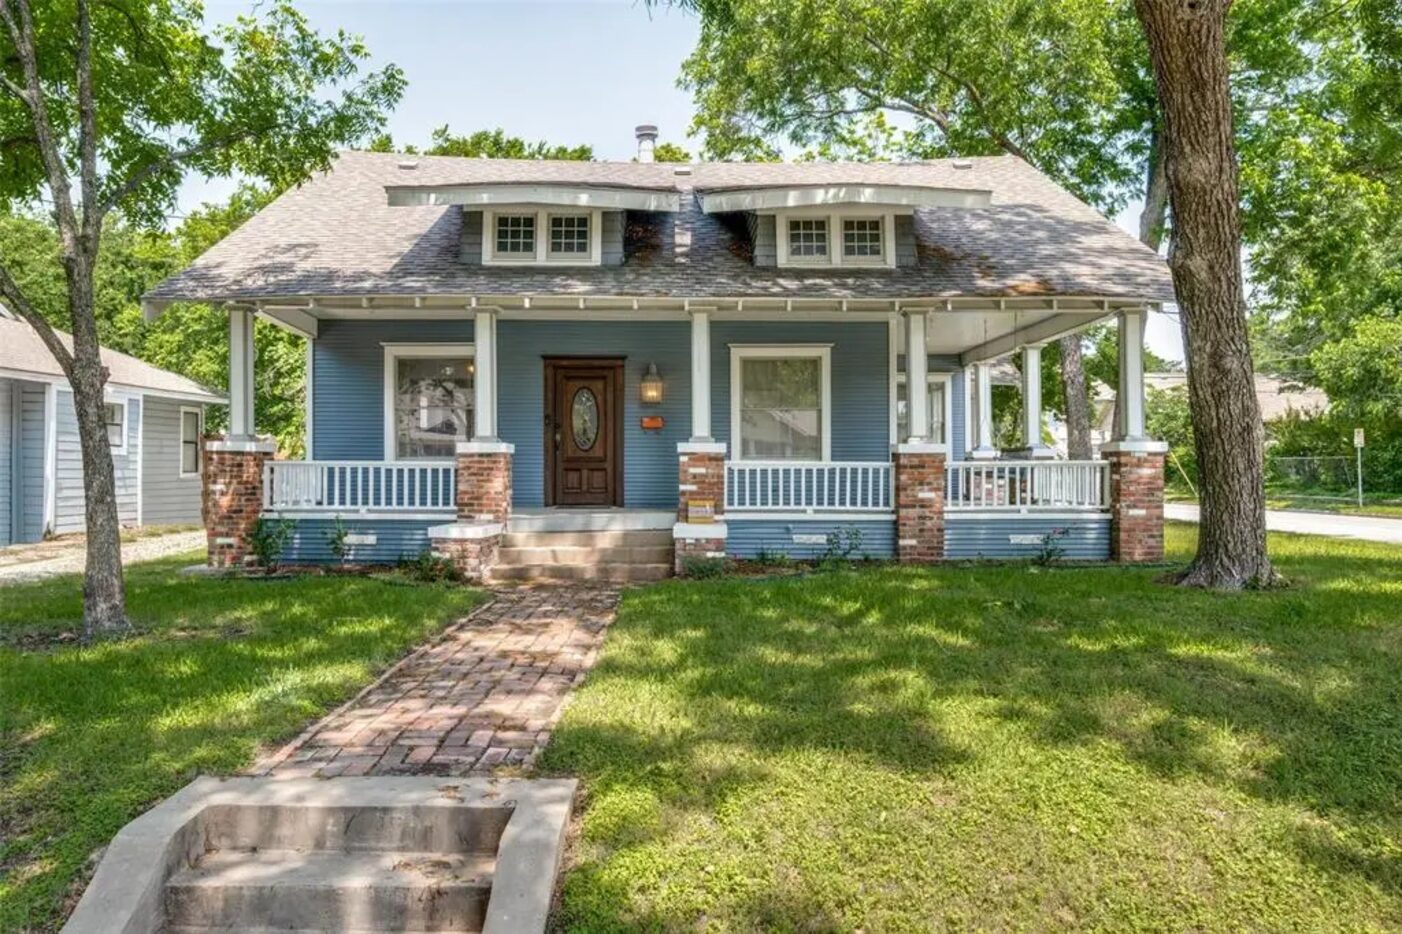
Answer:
[
  {"left": 0, "top": 0, "right": 403, "bottom": 633},
  {"left": 1133, "top": 0, "right": 1273, "bottom": 587}
]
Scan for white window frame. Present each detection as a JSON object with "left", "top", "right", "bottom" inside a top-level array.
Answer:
[
  {"left": 178, "top": 406, "right": 203, "bottom": 478},
  {"left": 104, "top": 399, "right": 128, "bottom": 455},
  {"left": 895, "top": 371, "right": 954, "bottom": 445},
  {"left": 773, "top": 208, "right": 898, "bottom": 269},
  {"left": 482, "top": 207, "right": 602, "bottom": 266},
  {"left": 382, "top": 343, "right": 476, "bottom": 461},
  {"left": 729, "top": 344, "right": 833, "bottom": 463}
]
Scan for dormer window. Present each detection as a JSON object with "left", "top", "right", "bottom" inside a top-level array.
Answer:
[
  {"left": 788, "top": 218, "right": 829, "bottom": 261},
  {"left": 494, "top": 214, "right": 536, "bottom": 257},
  {"left": 773, "top": 211, "right": 897, "bottom": 268},
  {"left": 483, "top": 208, "right": 602, "bottom": 265}
]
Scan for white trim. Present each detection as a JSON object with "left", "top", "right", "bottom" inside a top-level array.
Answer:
[
  {"left": 304, "top": 339, "right": 314, "bottom": 459},
  {"left": 698, "top": 185, "right": 992, "bottom": 214},
  {"left": 677, "top": 441, "right": 726, "bottom": 455},
  {"left": 724, "top": 512, "right": 895, "bottom": 522},
  {"left": 962, "top": 365, "right": 973, "bottom": 456},
  {"left": 455, "top": 440, "right": 514, "bottom": 455},
  {"left": 134, "top": 396, "right": 144, "bottom": 525},
  {"left": 388, "top": 184, "right": 680, "bottom": 213},
  {"left": 104, "top": 399, "right": 129, "bottom": 456},
  {"left": 42, "top": 382, "right": 56, "bottom": 534},
  {"left": 887, "top": 314, "right": 899, "bottom": 446},
  {"left": 265, "top": 509, "right": 455, "bottom": 522},
  {"left": 207, "top": 438, "right": 276, "bottom": 453},
  {"left": 178, "top": 406, "right": 204, "bottom": 478},
  {"left": 228, "top": 306, "right": 256, "bottom": 438},
  {"left": 892, "top": 441, "right": 948, "bottom": 455},
  {"left": 729, "top": 344, "right": 833, "bottom": 462},
  {"left": 1099, "top": 439, "right": 1168, "bottom": 454},
  {"left": 381, "top": 342, "right": 476, "bottom": 462},
  {"left": 481, "top": 207, "right": 603, "bottom": 267},
  {"left": 774, "top": 210, "right": 897, "bottom": 269},
  {"left": 689, "top": 309, "right": 712, "bottom": 440},
  {"left": 673, "top": 521, "right": 729, "bottom": 540},
  {"left": 895, "top": 371, "right": 955, "bottom": 446},
  {"left": 945, "top": 512, "right": 1112, "bottom": 522}
]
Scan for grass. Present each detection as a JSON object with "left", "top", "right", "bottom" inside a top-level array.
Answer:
[
  {"left": 0, "top": 553, "right": 484, "bottom": 932},
  {"left": 543, "top": 525, "right": 1402, "bottom": 931}
]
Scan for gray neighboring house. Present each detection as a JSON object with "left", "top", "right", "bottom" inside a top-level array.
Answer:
[{"left": 0, "top": 308, "right": 225, "bottom": 545}]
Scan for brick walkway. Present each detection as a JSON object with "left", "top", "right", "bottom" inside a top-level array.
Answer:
[{"left": 254, "top": 584, "right": 619, "bottom": 778}]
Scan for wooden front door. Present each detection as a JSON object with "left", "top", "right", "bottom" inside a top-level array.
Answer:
[{"left": 545, "top": 358, "right": 624, "bottom": 506}]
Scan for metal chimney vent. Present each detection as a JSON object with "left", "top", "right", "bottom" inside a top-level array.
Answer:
[{"left": 635, "top": 124, "right": 659, "bottom": 163}]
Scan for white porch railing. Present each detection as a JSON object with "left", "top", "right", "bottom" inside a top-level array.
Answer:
[
  {"left": 725, "top": 461, "right": 893, "bottom": 512},
  {"left": 263, "top": 461, "right": 457, "bottom": 513},
  {"left": 945, "top": 460, "right": 1109, "bottom": 511}
]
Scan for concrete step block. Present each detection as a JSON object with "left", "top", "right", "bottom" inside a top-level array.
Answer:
[
  {"left": 501, "top": 529, "right": 674, "bottom": 549},
  {"left": 488, "top": 563, "right": 673, "bottom": 583},
  {"left": 495, "top": 545, "right": 674, "bottom": 567},
  {"left": 164, "top": 849, "right": 493, "bottom": 933}
]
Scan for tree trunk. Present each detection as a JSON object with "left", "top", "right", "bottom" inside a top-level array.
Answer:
[
  {"left": 1139, "top": 126, "right": 1170, "bottom": 251},
  {"left": 1133, "top": 0, "right": 1274, "bottom": 588},
  {"left": 64, "top": 255, "right": 128, "bottom": 633},
  {"left": 1059, "top": 335, "right": 1093, "bottom": 459}
]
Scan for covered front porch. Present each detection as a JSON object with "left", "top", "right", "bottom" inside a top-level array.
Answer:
[{"left": 203, "top": 293, "right": 1166, "bottom": 575}]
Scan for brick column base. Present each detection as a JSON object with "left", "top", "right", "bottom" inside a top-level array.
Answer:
[
  {"left": 456, "top": 442, "right": 514, "bottom": 525},
  {"left": 893, "top": 444, "right": 947, "bottom": 563},
  {"left": 203, "top": 438, "right": 277, "bottom": 568},
  {"left": 429, "top": 524, "right": 502, "bottom": 583},
  {"left": 1104, "top": 445, "right": 1167, "bottom": 563},
  {"left": 677, "top": 442, "right": 726, "bottom": 523},
  {"left": 673, "top": 527, "right": 728, "bottom": 576}
]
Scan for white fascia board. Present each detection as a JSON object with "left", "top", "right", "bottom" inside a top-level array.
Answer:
[
  {"left": 255, "top": 305, "right": 319, "bottom": 339},
  {"left": 386, "top": 184, "right": 680, "bottom": 213},
  {"left": 699, "top": 185, "right": 993, "bottom": 214},
  {"left": 959, "top": 311, "right": 1114, "bottom": 366}
]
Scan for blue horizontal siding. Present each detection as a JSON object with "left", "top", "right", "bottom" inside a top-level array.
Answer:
[
  {"left": 497, "top": 319, "right": 692, "bottom": 509},
  {"left": 277, "top": 518, "right": 435, "bottom": 565},
  {"left": 312, "top": 319, "right": 474, "bottom": 459},
  {"left": 945, "top": 515, "right": 1111, "bottom": 560},
  {"left": 727, "top": 517, "right": 896, "bottom": 560},
  {"left": 713, "top": 321, "right": 890, "bottom": 462}
]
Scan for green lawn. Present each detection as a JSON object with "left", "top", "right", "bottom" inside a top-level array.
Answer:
[
  {"left": 0, "top": 555, "right": 484, "bottom": 932},
  {"left": 544, "top": 525, "right": 1402, "bottom": 931}
]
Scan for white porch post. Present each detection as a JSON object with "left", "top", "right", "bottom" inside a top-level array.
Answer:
[
  {"left": 227, "top": 306, "right": 256, "bottom": 439},
  {"left": 1114, "top": 308, "right": 1147, "bottom": 442},
  {"left": 904, "top": 310, "right": 929, "bottom": 442},
  {"left": 970, "top": 361, "right": 999, "bottom": 459},
  {"left": 1016, "top": 343, "right": 1055, "bottom": 458},
  {"left": 473, "top": 308, "right": 498, "bottom": 440},
  {"left": 689, "top": 308, "right": 712, "bottom": 441}
]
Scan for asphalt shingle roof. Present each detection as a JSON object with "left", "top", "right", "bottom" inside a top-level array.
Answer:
[
  {"left": 0, "top": 311, "right": 225, "bottom": 401},
  {"left": 145, "top": 151, "right": 1173, "bottom": 304}
]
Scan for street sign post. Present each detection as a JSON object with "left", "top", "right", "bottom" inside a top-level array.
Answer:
[{"left": 1355, "top": 428, "right": 1365, "bottom": 508}]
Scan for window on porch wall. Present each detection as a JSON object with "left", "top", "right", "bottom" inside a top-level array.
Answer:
[
  {"left": 896, "top": 375, "right": 948, "bottom": 445},
  {"left": 738, "top": 357, "right": 824, "bottom": 460},
  {"left": 393, "top": 357, "right": 474, "bottom": 459}
]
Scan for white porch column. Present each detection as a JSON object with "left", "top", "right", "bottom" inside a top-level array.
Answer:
[
  {"left": 1016, "top": 343, "right": 1055, "bottom": 458},
  {"left": 904, "top": 310, "right": 929, "bottom": 442},
  {"left": 689, "top": 308, "right": 712, "bottom": 441},
  {"left": 473, "top": 309, "right": 498, "bottom": 440},
  {"left": 969, "top": 361, "right": 999, "bottom": 459},
  {"left": 227, "top": 306, "right": 256, "bottom": 439},
  {"left": 1114, "top": 308, "right": 1147, "bottom": 441}
]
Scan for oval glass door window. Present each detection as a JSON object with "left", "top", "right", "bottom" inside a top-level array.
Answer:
[{"left": 571, "top": 387, "right": 599, "bottom": 451}]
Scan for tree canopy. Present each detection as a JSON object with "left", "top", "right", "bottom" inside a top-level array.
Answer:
[{"left": 371, "top": 126, "right": 594, "bottom": 160}]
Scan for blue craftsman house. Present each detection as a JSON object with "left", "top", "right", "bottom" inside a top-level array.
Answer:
[{"left": 143, "top": 127, "right": 1172, "bottom": 581}]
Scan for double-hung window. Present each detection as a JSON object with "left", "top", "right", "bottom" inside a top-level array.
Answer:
[
  {"left": 180, "top": 408, "right": 202, "bottom": 476},
  {"left": 384, "top": 345, "right": 475, "bottom": 460},
  {"left": 493, "top": 214, "right": 535, "bottom": 257},
  {"left": 787, "top": 218, "right": 829, "bottom": 261},
  {"left": 104, "top": 401, "right": 126, "bottom": 452},
  {"left": 548, "top": 214, "right": 590, "bottom": 256},
  {"left": 842, "top": 218, "right": 884, "bottom": 262},
  {"left": 732, "top": 346, "right": 831, "bottom": 461},
  {"left": 777, "top": 212, "right": 894, "bottom": 267},
  {"left": 485, "top": 209, "right": 599, "bottom": 264},
  {"left": 896, "top": 372, "right": 952, "bottom": 445}
]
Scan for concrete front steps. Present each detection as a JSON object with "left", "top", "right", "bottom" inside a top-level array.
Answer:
[
  {"left": 163, "top": 849, "right": 495, "bottom": 933},
  {"left": 491, "top": 528, "right": 674, "bottom": 583}
]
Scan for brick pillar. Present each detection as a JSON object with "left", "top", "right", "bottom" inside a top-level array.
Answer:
[
  {"left": 203, "top": 438, "right": 277, "bottom": 568},
  {"left": 455, "top": 442, "right": 514, "bottom": 525},
  {"left": 677, "top": 442, "right": 726, "bottom": 523},
  {"left": 893, "top": 444, "right": 947, "bottom": 563},
  {"left": 1105, "top": 446, "right": 1166, "bottom": 563}
]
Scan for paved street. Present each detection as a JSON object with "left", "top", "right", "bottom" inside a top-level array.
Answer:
[{"left": 1166, "top": 503, "right": 1402, "bottom": 545}]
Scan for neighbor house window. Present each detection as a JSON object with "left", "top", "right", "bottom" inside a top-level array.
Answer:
[
  {"left": 549, "top": 214, "right": 590, "bottom": 256},
  {"left": 731, "top": 346, "right": 831, "bottom": 461},
  {"left": 494, "top": 214, "right": 535, "bottom": 257},
  {"left": 842, "top": 218, "right": 884, "bottom": 260},
  {"left": 787, "top": 218, "right": 829, "bottom": 260},
  {"left": 896, "top": 373, "right": 951, "bottom": 444},
  {"left": 383, "top": 345, "right": 475, "bottom": 459},
  {"left": 180, "top": 407, "right": 202, "bottom": 476},
  {"left": 104, "top": 402, "right": 126, "bottom": 452}
]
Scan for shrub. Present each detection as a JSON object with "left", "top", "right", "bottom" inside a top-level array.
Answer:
[
  {"left": 681, "top": 555, "right": 731, "bottom": 579},
  {"left": 325, "top": 515, "right": 351, "bottom": 565},
  {"left": 249, "top": 517, "right": 295, "bottom": 571},
  {"left": 1268, "top": 410, "right": 1402, "bottom": 494},
  {"left": 397, "top": 551, "right": 462, "bottom": 584},
  {"left": 752, "top": 546, "right": 794, "bottom": 568}
]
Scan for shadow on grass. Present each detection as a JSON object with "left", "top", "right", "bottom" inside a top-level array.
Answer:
[{"left": 543, "top": 531, "right": 1402, "bottom": 929}]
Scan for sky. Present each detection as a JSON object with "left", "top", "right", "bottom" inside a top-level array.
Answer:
[{"left": 185, "top": 0, "right": 1183, "bottom": 363}]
